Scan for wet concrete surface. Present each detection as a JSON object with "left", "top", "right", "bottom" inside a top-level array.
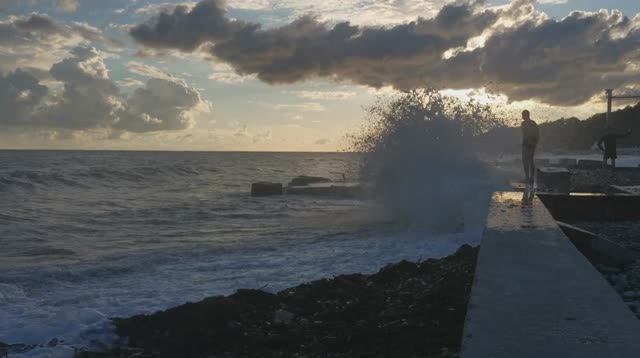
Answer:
[{"left": 462, "top": 192, "right": 640, "bottom": 358}]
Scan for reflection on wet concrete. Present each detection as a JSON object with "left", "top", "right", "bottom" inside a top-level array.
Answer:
[{"left": 487, "top": 191, "right": 557, "bottom": 231}]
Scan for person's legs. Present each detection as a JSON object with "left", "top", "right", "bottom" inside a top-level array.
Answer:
[
  {"left": 603, "top": 153, "right": 608, "bottom": 168},
  {"left": 611, "top": 157, "right": 616, "bottom": 168},
  {"left": 529, "top": 150, "right": 536, "bottom": 186},
  {"left": 522, "top": 146, "right": 531, "bottom": 184},
  {"left": 522, "top": 146, "right": 535, "bottom": 186}
]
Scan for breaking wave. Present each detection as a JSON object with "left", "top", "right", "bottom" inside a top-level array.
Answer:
[{"left": 351, "top": 89, "right": 505, "bottom": 231}]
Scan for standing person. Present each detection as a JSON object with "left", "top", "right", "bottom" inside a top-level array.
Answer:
[
  {"left": 598, "top": 127, "right": 632, "bottom": 168},
  {"left": 521, "top": 110, "right": 540, "bottom": 189}
]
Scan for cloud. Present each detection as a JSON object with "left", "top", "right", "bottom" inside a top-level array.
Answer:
[
  {"left": 117, "top": 77, "right": 145, "bottom": 87},
  {"left": 252, "top": 129, "right": 271, "bottom": 143},
  {"left": 131, "top": 0, "right": 640, "bottom": 106},
  {"left": 208, "top": 62, "right": 254, "bottom": 83},
  {"left": 122, "top": 77, "right": 207, "bottom": 132},
  {"left": 0, "top": 70, "right": 49, "bottom": 124},
  {"left": 0, "top": 46, "right": 210, "bottom": 134},
  {"left": 0, "top": 0, "right": 79, "bottom": 12},
  {"left": 130, "top": 0, "right": 250, "bottom": 51},
  {"left": 134, "top": 2, "right": 198, "bottom": 16},
  {"left": 263, "top": 102, "right": 326, "bottom": 112},
  {"left": 314, "top": 138, "right": 330, "bottom": 145},
  {"left": 56, "top": 0, "right": 78, "bottom": 12},
  {"left": 0, "top": 14, "right": 121, "bottom": 72},
  {"left": 127, "top": 61, "right": 176, "bottom": 81},
  {"left": 289, "top": 90, "right": 357, "bottom": 100}
]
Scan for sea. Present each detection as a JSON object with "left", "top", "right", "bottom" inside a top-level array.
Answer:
[{"left": 0, "top": 151, "right": 485, "bottom": 356}]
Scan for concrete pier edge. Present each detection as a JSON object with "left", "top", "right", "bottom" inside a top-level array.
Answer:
[{"left": 461, "top": 191, "right": 640, "bottom": 358}]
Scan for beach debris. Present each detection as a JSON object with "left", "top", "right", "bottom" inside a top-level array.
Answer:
[{"left": 251, "top": 182, "right": 283, "bottom": 196}]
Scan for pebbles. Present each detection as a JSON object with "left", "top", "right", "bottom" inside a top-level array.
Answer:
[
  {"left": 598, "top": 260, "right": 640, "bottom": 319},
  {"left": 576, "top": 221, "right": 640, "bottom": 251},
  {"left": 80, "top": 245, "right": 478, "bottom": 358}
]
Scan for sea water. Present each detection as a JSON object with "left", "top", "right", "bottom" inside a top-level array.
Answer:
[{"left": 0, "top": 151, "right": 486, "bottom": 355}]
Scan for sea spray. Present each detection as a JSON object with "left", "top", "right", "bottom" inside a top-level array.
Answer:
[{"left": 350, "top": 89, "right": 506, "bottom": 231}]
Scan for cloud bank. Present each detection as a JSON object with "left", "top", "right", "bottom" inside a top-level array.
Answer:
[
  {"left": 0, "top": 46, "right": 209, "bottom": 134},
  {"left": 131, "top": 0, "right": 640, "bottom": 106}
]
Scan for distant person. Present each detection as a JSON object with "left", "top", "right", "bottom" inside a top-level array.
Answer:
[
  {"left": 598, "top": 127, "right": 632, "bottom": 168},
  {"left": 521, "top": 110, "right": 540, "bottom": 189}
]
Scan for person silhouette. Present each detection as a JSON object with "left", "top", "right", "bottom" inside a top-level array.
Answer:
[
  {"left": 598, "top": 127, "right": 632, "bottom": 168},
  {"left": 521, "top": 110, "right": 539, "bottom": 189}
]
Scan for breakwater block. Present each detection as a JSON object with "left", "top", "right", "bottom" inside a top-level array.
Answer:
[
  {"left": 557, "top": 221, "right": 640, "bottom": 267},
  {"left": 558, "top": 158, "right": 577, "bottom": 167},
  {"left": 537, "top": 167, "right": 570, "bottom": 193},
  {"left": 251, "top": 182, "right": 283, "bottom": 196},
  {"left": 577, "top": 159, "right": 602, "bottom": 168},
  {"left": 535, "top": 158, "right": 551, "bottom": 167},
  {"left": 539, "top": 193, "right": 640, "bottom": 222},
  {"left": 289, "top": 176, "right": 332, "bottom": 186}
]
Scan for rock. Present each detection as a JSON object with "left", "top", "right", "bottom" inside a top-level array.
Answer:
[
  {"left": 288, "top": 175, "right": 332, "bottom": 186},
  {"left": 273, "top": 309, "right": 294, "bottom": 324},
  {"left": 251, "top": 182, "right": 283, "bottom": 196},
  {"left": 47, "top": 338, "right": 58, "bottom": 347}
]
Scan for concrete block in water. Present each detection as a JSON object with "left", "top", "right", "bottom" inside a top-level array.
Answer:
[
  {"left": 251, "top": 182, "right": 283, "bottom": 196},
  {"left": 539, "top": 193, "right": 640, "bottom": 222},
  {"left": 537, "top": 167, "right": 571, "bottom": 193},
  {"left": 577, "top": 159, "right": 602, "bottom": 169},
  {"left": 558, "top": 158, "right": 577, "bottom": 167},
  {"left": 288, "top": 176, "right": 332, "bottom": 186},
  {"left": 535, "top": 158, "right": 551, "bottom": 167}
]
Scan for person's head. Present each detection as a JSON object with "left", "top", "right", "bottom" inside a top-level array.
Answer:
[{"left": 522, "top": 110, "right": 530, "bottom": 121}]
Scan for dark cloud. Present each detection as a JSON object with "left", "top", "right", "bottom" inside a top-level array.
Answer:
[
  {"left": 470, "top": 10, "right": 640, "bottom": 105},
  {"left": 0, "top": 70, "right": 48, "bottom": 124},
  {"left": 131, "top": 0, "right": 640, "bottom": 106},
  {"left": 130, "top": 0, "right": 251, "bottom": 51},
  {"left": 14, "top": 13, "right": 67, "bottom": 34}
]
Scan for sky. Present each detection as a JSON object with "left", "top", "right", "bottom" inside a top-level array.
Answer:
[{"left": 0, "top": 0, "right": 639, "bottom": 151}]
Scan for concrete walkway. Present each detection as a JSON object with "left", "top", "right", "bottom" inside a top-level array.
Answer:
[{"left": 461, "top": 192, "right": 640, "bottom": 358}]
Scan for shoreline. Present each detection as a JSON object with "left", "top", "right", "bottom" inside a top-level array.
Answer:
[{"left": 71, "top": 245, "right": 478, "bottom": 358}]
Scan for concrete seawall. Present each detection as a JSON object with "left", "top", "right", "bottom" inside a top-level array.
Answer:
[{"left": 461, "top": 192, "right": 640, "bottom": 357}]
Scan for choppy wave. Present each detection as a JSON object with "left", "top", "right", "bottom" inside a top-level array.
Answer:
[
  {"left": 0, "top": 163, "right": 212, "bottom": 192},
  {"left": 0, "top": 151, "right": 486, "bottom": 357}
]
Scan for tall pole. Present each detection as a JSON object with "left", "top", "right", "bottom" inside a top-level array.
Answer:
[{"left": 605, "top": 89, "right": 613, "bottom": 128}]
